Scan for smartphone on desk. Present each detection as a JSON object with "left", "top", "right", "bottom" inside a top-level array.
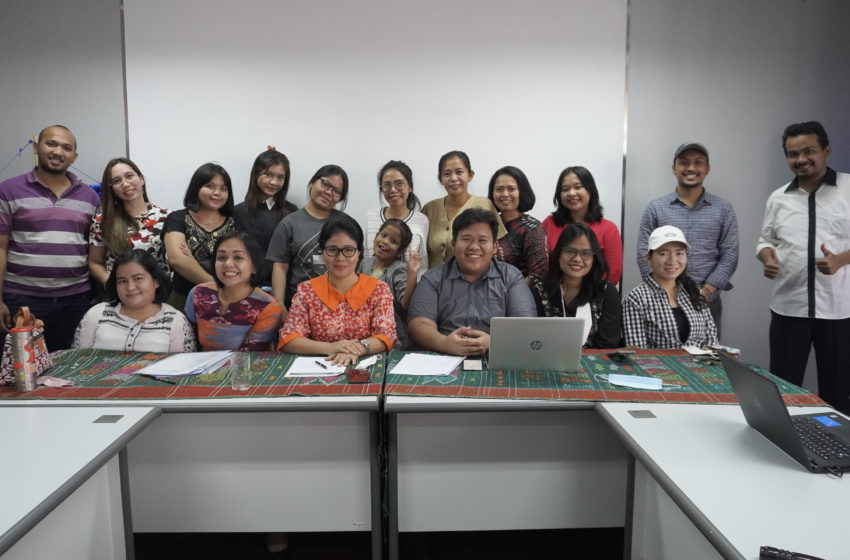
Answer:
[{"left": 346, "top": 368, "right": 370, "bottom": 384}]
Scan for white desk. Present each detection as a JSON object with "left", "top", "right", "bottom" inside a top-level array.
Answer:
[
  {"left": 0, "top": 396, "right": 382, "bottom": 559},
  {"left": 0, "top": 406, "right": 160, "bottom": 560},
  {"left": 597, "top": 402, "right": 848, "bottom": 560},
  {"left": 385, "top": 396, "right": 630, "bottom": 560}
]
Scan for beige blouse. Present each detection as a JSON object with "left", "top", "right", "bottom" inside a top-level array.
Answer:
[{"left": 421, "top": 194, "right": 507, "bottom": 267}]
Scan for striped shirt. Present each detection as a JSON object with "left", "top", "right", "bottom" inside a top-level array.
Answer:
[
  {"left": 0, "top": 168, "right": 100, "bottom": 296},
  {"left": 622, "top": 276, "right": 718, "bottom": 349},
  {"left": 637, "top": 190, "right": 739, "bottom": 296}
]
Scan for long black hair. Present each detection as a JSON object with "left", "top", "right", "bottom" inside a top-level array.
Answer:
[
  {"left": 550, "top": 166, "right": 604, "bottom": 226},
  {"left": 542, "top": 223, "right": 609, "bottom": 308}
]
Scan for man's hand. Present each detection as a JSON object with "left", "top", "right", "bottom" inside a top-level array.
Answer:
[
  {"left": 0, "top": 301, "right": 10, "bottom": 333},
  {"left": 816, "top": 244, "right": 846, "bottom": 275},
  {"left": 758, "top": 247, "right": 780, "bottom": 279},
  {"left": 443, "top": 326, "right": 490, "bottom": 356},
  {"left": 701, "top": 283, "right": 717, "bottom": 299}
]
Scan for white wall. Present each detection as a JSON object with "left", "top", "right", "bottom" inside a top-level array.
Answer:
[
  {"left": 2, "top": 0, "right": 850, "bottom": 378},
  {"left": 0, "top": 0, "right": 125, "bottom": 185},
  {"left": 122, "top": 0, "right": 626, "bottom": 227},
  {"left": 623, "top": 0, "right": 850, "bottom": 377}
]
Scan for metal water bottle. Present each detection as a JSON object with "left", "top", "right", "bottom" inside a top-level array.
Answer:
[{"left": 10, "top": 326, "right": 37, "bottom": 392}]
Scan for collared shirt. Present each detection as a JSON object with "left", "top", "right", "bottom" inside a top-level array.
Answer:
[
  {"left": 637, "top": 189, "right": 739, "bottom": 296},
  {"left": 0, "top": 168, "right": 100, "bottom": 297},
  {"left": 407, "top": 257, "right": 536, "bottom": 335},
  {"left": 756, "top": 168, "right": 850, "bottom": 319},
  {"left": 73, "top": 302, "right": 196, "bottom": 353},
  {"left": 622, "top": 276, "right": 719, "bottom": 349},
  {"left": 421, "top": 195, "right": 507, "bottom": 268},
  {"left": 278, "top": 274, "right": 397, "bottom": 351}
]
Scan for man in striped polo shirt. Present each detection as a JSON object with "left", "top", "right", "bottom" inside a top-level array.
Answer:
[{"left": 0, "top": 125, "right": 101, "bottom": 350}]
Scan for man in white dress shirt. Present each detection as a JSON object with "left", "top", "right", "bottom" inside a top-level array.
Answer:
[{"left": 756, "top": 121, "right": 850, "bottom": 413}]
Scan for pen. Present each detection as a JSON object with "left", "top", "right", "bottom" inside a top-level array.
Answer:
[
  {"left": 140, "top": 374, "right": 177, "bottom": 385},
  {"left": 314, "top": 360, "right": 328, "bottom": 370}
]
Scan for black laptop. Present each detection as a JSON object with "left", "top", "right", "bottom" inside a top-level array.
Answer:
[{"left": 720, "top": 353, "right": 850, "bottom": 473}]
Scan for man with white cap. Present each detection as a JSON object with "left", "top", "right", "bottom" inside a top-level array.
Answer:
[
  {"left": 624, "top": 225, "right": 718, "bottom": 349},
  {"left": 637, "top": 142, "right": 738, "bottom": 336}
]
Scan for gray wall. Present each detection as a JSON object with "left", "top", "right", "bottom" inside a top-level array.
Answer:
[
  {"left": 2, "top": 0, "right": 849, "bottom": 380},
  {"left": 0, "top": 0, "right": 125, "bottom": 184},
  {"left": 622, "top": 0, "right": 850, "bottom": 381}
]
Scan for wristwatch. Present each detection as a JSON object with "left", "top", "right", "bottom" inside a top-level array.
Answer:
[{"left": 359, "top": 338, "right": 371, "bottom": 353}]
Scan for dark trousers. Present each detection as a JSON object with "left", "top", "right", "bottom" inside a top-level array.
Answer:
[
  {"left": 769, "top": 311, "right": 850, "bottom": 414},
  {"left": 3, "top": 291, "right": 91, "bottom": 351}
]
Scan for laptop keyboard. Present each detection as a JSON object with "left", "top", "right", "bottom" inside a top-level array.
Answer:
[{"left": 792, "top": 417, "right": 850, "bottom": 461}]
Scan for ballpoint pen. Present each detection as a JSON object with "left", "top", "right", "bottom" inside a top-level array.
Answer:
[
  {"left": 314, "top": 360, "right": 329, "bottom": 370},
  {"left": 140, "top": 374, "right": 177, "bottom": 385}
]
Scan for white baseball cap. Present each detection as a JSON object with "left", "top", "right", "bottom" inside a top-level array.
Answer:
[{"left": 647, "top": 225, "right": 689, "bottom": 252}]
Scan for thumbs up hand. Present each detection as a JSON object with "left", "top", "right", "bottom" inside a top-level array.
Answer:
[{"left": 816, "top": 244, "right": 843, "bottom": 275}]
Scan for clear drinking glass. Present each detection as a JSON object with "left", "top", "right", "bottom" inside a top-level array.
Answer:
[{"left": 230, "top": 354, "right": 251, "bottom": 391}]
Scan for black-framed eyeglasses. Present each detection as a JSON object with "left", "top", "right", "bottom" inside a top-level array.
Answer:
[
  {"left": 562, "top": 248, "right": 596, "bottom": 261},
  {"left": 318, "top": 178, "right": 343, "bottom": 199},
  {"left": 323, "top": 245, "right": 358, "bottom": 258},
  {"left": 380, "top": 180, "right": 407, "bottom": 193}
]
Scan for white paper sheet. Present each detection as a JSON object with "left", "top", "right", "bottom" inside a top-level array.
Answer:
[
  {"left": 389, "top": 353, "right": 463, "bottom": 376},
  {"left": 137, "top": 351, "right": 233, "bottom": 377},
  {"left": 285, "top": 357, "right": 347, "bottom": 377}
]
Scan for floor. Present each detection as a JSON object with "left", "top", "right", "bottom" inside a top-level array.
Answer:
[{"left": 135, "top": 528, "right": 624, "bottom": 559}]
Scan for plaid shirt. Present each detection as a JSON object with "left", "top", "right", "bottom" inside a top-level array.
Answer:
[{"left": 623, "top": 276, "right": 718, "bottom": 349}]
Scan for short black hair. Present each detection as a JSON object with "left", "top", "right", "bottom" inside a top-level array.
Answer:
[
  {"left": 319, "top": 214, "right": 364, "bottom": 253},
  {"left": 210, "top": 231, "right": 264, "bottom": 288},
  {"left": 106, "top": 249, "right": 172, "bottom": 304},
  {"left": 183, "top": 162, "right": 235, "bottom": 216},
  {"left": 37, "top": 124, "right": 76, "bottom": 150},
  {"left": 451, "top": 207, "right": 498, "bottom": 241},
  {"left": 487, "top": 165, "right": 536, "bottom": 213},
  {"left": 309, "top": 164, "right": 349, "bottom": 210},
  {"left": 782, "top": 121, "right": 830, "bottom": 153},
  {"left": 550, "top": 166, "right": 604, "bottom": 226}
]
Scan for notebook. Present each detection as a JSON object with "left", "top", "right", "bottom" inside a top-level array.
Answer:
[
  {"left": 488, "top": 317, "right": 585, "bottom": 372},
  {"left": 720, "top": 353, "right": 850, "bottom": 473}
]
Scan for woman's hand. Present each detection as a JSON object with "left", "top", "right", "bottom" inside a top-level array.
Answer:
[
  {"left": 327, "top": 352, "right": 358, "bottom": 367},
  {"left": 328, "top": 339, "right": 364, "bottom": 356}
]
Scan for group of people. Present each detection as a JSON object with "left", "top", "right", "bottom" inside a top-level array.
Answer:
[{"left": 1, "top": 121, "right": 847, "bottom": 413}]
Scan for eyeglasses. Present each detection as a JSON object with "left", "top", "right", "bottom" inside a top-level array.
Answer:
[
  {"left": 262, "top": 171, "right": 286, "bottom": 184},
  {"left": 323, "top": 245, "right": 358, "bottom": 258},
  {"left": 380, "top": 180, "right": 407, "bottom": 193},
  {"left": 109, "top": 172, "right": 138, "bottom": 186},
  {"left": 317, "top": 178, "right": 343, "bottom": 199},
  {"left": 562, "top": 248, "right": 595, "bottom": 261}
]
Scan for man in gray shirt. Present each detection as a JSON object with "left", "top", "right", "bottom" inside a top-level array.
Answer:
[
  {"left": 408, "top": 208, "right": 536, "bottom": 356},
  {"left": 637, "top": 142, "right": 739, "bottom": 334}
]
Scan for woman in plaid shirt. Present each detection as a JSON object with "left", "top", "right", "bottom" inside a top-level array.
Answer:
[{"left": 623, "top": 226, "right": 718, "bottom": 349}]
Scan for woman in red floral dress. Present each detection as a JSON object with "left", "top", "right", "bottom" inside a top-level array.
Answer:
[{"left": 278, "top": 215, "right": 397, "bottom": 366}]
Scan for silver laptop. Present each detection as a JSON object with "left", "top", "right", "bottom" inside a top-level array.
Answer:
[
  {"left": 720, "top": 353, "right": 850, "bottom": 474},
  {"left": 488, "top": 317, "right": 585, "bottom": 372}
]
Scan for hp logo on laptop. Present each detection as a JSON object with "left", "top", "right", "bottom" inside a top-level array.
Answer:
[{"left": 530, "top": 340, "right": 542, "bottom": 351}]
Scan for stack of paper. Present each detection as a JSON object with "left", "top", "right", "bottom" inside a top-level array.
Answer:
[
  {"left": 137, "top": 351, "right": 233, "bottom": 377},
  {"left": 389, "top": 353, "right": 462, "bottom": 376}
]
